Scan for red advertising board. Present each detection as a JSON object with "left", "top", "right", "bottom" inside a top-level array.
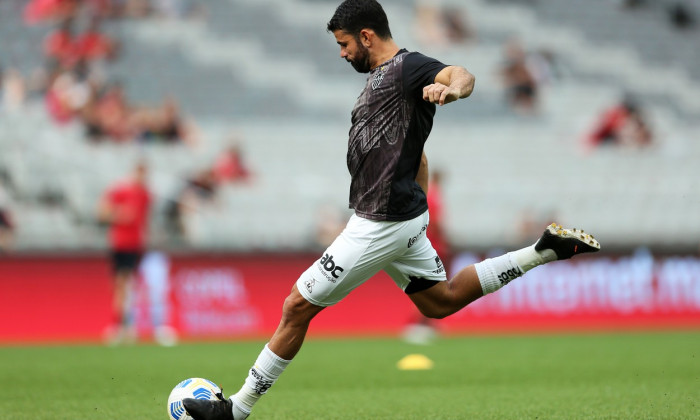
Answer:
[
  {"left": 1, "top": 251, "right": 699, "bottom": 343},
  {"left": 439, "top": 251, "right": 700, "bottom": 333}
]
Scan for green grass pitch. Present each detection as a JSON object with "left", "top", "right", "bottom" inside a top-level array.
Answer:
[{"left": 1, "top": 332, "right": 698, "bottom": 419}]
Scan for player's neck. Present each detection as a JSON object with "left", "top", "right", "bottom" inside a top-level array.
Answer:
[{"left": 370, "top": 40, "right": 400, "bottom": 70}]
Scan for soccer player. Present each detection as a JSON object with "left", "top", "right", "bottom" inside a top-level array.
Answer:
[
  {"left": 184, "top": 1, "right": 600, "bottom": 418},
  {"left": 98, "top": 161, "right": 151, "bottom": 345}
]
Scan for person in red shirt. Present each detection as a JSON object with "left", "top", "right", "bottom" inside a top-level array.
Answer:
[
  {"left": 24, "top": 0, "right": 79, "bottom": 25},
  {"left": 586, "top": 98, "right": 652, "bottom": 149},
  {"left": 403, "top": 169, "right": 451, "bottom": 344},
  {"left": 426, "top": 169, "right": 450, "bottom": 265},
  {"left": 98, "top": 161, "right": 151, "bottom": 344},
  {"left": 75, "top": 17, "right": 118, "bottom": 62},
  {"left": 213, "top": 143, "right": 251, "bottom": 184},
  {"left": 94, "top": 82, "right": 134, "bottom": 141},
  {"left": 44, "top": 18, "right": 80, "bottom": 70}
]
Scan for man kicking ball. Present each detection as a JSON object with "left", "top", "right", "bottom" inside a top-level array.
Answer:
[{"left": 184, "top": 1, "right": 600, "bottom": 419}]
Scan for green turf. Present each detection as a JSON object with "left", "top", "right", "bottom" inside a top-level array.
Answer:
[{"left": 1, "top": 332, "right": 698, "bottom": 419}]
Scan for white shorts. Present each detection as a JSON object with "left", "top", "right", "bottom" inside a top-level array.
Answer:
[{"left": 297, "top": 211, "right": 447, "bottom": 307}]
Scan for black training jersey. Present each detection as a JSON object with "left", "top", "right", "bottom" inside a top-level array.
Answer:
[{"left": 347, "top": 49, "right": 448, "bottom": 221}]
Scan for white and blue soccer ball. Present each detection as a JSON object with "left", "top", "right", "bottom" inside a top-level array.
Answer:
[{"left": 167, "top": 377, "right": 222, "bottom": 420}]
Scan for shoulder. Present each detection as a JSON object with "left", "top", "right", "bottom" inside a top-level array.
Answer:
[
  {"left": 400, "top": 51, "right": 448, "bottom": 77},
  {"left": 107, "top": 181, "right": 127, "bottom": 196},
  {"left": 402, "top": 51, "right": 444, "bottom": 67},
  {"left": 399, "top": 50, "right": 449, "bottom": 89}
]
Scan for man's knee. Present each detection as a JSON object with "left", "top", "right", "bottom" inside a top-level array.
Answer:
[
  {"left": 281, "top": 286, "right": 324, "bottom": 325},
  {"left": 416, "top": 304, "right": 452, "bottom": 320},
  {"left": 409, "top": 282, "right": 456, "bottom": 319}
]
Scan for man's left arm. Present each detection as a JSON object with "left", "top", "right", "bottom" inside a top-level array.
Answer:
[{"left": 423, "top": 66, "right": 475, "bottom": 106}]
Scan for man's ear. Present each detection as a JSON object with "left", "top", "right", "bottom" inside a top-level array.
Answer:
[{"left": 359, "top": 29, "right": 373, "bottom": 47}]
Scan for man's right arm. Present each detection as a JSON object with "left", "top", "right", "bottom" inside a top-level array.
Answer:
[{"left": 423, "top": 66, "right": 475, "bottom": 106}]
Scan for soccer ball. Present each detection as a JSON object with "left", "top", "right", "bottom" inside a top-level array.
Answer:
[{"left": 167, "top": 377, "right": 222, "bottom": 420}]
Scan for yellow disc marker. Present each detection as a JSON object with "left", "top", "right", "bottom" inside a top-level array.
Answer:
[{"left": 397, "top": 354, "right": 434, "bottom": 370}]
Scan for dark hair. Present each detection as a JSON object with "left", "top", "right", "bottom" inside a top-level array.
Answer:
[{"left": 327, "top": 0, "right": 392, "bottom": 39}]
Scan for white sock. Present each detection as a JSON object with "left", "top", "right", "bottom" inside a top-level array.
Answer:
[
  {"left": 231, "top": 344, "right": 290, "bottom": 413},
  {"left": 474, "top": 244, "right": 556, "bottom": 295}
]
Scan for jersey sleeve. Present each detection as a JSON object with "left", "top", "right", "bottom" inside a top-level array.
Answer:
[{"left": 402, "top": 52, "right": 449, "bottom": 96}]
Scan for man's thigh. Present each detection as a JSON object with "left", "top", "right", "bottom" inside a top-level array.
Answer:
[
  {"left": 384, "top": 232, "right": 448, "bottom": 294},
  {"left": 296, "top": 214, "right": 417, "bottom": 307}
]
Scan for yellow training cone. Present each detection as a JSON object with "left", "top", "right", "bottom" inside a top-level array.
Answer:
[{"left": 397, "top": 354, "right": 434, "bottom": 370}]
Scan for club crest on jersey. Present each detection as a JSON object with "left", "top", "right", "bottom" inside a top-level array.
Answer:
[{"left": 371, "top": 66, "right": 386, "bottom": 90}]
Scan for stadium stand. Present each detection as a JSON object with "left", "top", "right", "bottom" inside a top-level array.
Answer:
[{"left": 1, "top": 0, "right": 699, "bottom": 253}]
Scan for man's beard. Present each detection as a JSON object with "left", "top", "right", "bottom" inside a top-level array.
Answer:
[{"left": 347, "top": 43, "right": 371, "bottom": 73}]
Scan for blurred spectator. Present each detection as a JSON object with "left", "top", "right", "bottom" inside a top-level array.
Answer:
[
  {"left": 24, "top": 0, "right": 80, "bottom": 25},
  {"left": 442, "top": 6, "right": 475, "bottom": 45},
  {"left": 24, "top": 0, "right": 207, "bottom": 24},
  {"left": 515, "top": 208, "right": 558, "bottom": 245},
  {"left": 25, "top": 0, "right": 154, "bottom": 23},
  {"left": 0, "top": 185, "right": 15, "bottom": 252},
  {"left": 81, "top": 82, "right": 197, "bottom": 144},
  {"left": 313, "top": 204, "right": 348, "bottom": 249},
  {"left": 165, "top": 168, "right": 219, "bottom": 241},
  {"left": 499, "top": 38, "right": 539, "bottom": 114},
  {"left": 44, "top": 68, "right": 91, "bottom": 124},
  {"left": 98, "top": 160, "right": 152, "bottom": 345},
  {"left": 138, "top": 250, "right": 178, "bottom": 346},
  {"left": 527, "top": 48, "right": 562, "bottom": 87},
  {"left": 121, "top": 0, "right": 152, "bottom": 18},
  {"left": 75, "top": 17, "right": 119, "bottom": 63},
  {"left": 586, "top": 97, "right": 653, "bottom": 149},
  {"left": 80, "top": 76, "right": 108, "bottom": 140},
  {"left": 29, "top": 0, "right": 202, "bottom": 147},
  {"left": 91, "top": 81, "right": 134, "bottom": 141},
  {"left": 43, "top": 18, "right": 80, "bottom": 70},
  {"left": 426, "top": 169, "right": 451, "bottom": 268},
  {"left": 1, "top": 67, "right": 27, "bottom": 112},
  {"left": 182, "top": 168, "right": 218, "bottom": 205},
  {"left": 415, "top": 0, "right": 448, "bottom": 48},
  {"left": 134, "top": 97, "right": 198, "bottom": 145},
  {"left": 668, "top": 2, "right": 696, "bottom": 29},
  {"left": 213, "top": 139, "right": 252, "bottom": 184},
  {"left": 414, "top": 0, "right": 475, "bottom": 49},
  {"left": 403, "top": 169, "right": 450, "bottom": 345},
  {"left": 44, "top": 15, "right": 119, "bottom": 78}
]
